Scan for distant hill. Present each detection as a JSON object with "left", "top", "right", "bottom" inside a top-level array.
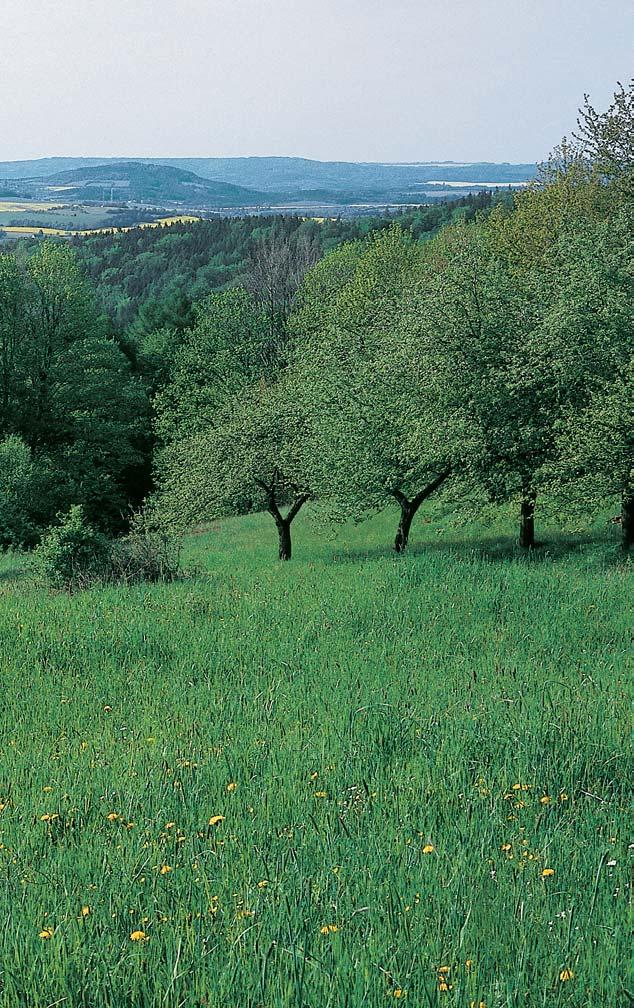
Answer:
[
  {"left": 17, "top": 162, "right": 267, "bottom": 207},
  {"left": 0, "top": 156, "right": 536, "bottom": 204}
]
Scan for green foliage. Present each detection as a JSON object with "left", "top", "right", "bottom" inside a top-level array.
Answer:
[
  {"left": 109, "top": 506, "right": 184, "bottom": 585},
  {"left": 34, "top": 505, "right": 110, "bottom": 590}
]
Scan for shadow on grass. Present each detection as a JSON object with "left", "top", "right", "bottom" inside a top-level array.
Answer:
[{"left": 331, "top": 529, "right": 623, "bottom": 567}]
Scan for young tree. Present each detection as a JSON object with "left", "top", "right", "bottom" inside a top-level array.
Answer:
[
  {"left": 159, "top": 378, "right": 310, "bottom": 560},
  {"left": 291, "top": 226, "right": 452, "bottom": 552}
]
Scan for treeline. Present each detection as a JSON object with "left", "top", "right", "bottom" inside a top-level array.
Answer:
[
  {"left": 157, "top": 84, "right": 633, "bottom": 557},
  {"left": 0, "top": 85, "right": 630, "bottom": 559},
  {"left": 71, "top": 196, "right": 494, "bottom": 331},
  {"left": 0, "top": 194, "right": 494, "bottom": 547}
]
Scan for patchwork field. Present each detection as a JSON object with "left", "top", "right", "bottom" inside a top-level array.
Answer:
[
  {"left": 0, "top": 509, "right": 630, "bottom": 1007},
  {"left": 0, "top": 201, "right": 201, "bottom": 236}
]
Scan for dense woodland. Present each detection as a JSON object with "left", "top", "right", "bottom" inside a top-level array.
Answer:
[{"left": 0, "top": 84, "right": 631, "bottom": 563}]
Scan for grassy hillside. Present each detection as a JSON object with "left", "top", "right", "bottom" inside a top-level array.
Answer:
[{"left": 0, "top": 509, "right": 630, "bottom": 1006}]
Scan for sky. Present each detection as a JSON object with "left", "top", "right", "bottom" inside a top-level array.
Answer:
[{"left": 1, "top": 0, "right": 632, "bottom": 164}]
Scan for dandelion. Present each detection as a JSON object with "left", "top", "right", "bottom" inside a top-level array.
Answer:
[
  {"left": 539, "top": 795, "right": 551, "bottom": 805},
  {"left": 438, "top": 980, "right": 453, "bottom": 992},
  {"left": 164, "top": 822, "right": 175, "bottom": 829},
  {"left": 465, "top": 959, "right": 474, "bottom": 970},
  {"left": 320, "top": 923, "right": 339, "bottom": 934},
  {"left": 559, "top": 968, "right": 574, "bottom": 982},
  {"left": 559, "top": 792, "right": 569, "bottom": 801},
  {"left": 227, "top": 782, "right": 237, "bottom": 792},
  {"left": 130, "top": 930, "right": 147, "bottom": 941},
  {"left": 469, "top": 1002, "right": 486, "bottom": 1008},
  {"left": 422, "top": 844, "right": 434, "bottom": 854},
  {"left": 501, "top": 843, "right": 512, "bottom": 852},
  {"left": 541, "top": 868, "right": 555, "bottom": 878},
  {"left": 314, "top": 791, "right": 328, "bottom": 798},
  {"left": 42, "top": 786, "right": 53, "bottom": 793},
  {"left": 106, "top": 812, "right": 119, "bottom": 822},
  {"left": 39, "top": 926, "right": 54, "bottom": 939},
  {"left": 208, "top": 815, "right": 225, "bottom": 826},
  {"left": 392, "top": 989, "right": 406, "bottom": 998},
  {"left": 257, "top": 880, "right": 268, "bottom": 889},
  {"left": 78, "top": 906, "right": 90, "bottom": 918},
  {"left": 159, "top": 865, "right": 172, "bottom": 875}
]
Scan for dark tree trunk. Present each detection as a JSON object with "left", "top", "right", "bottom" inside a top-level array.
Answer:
[
  {"left": 395, "top": 500, "right": 416, "bottom": 554},
  {"left": 519, "top": 493, "right": 536, "bottom": 549},
  {"left": 392, "top": 469, "right": 451, "bottom": 554},
  {"left": 255, "top": 470, "right": 310, "bottom": 561},
  {"left": 621, "top": 492, "right": 634, "bottom": 552},
  {"left": 276, "top": 518, "right": 292, "bottom": 561}
]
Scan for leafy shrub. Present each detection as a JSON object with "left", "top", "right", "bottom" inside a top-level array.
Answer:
[
  {"left": 34, "top": 505, "right": 110, "bottom": 590},
  {"left": 109, "top": 506, "right": 184, "bottom": 584},
  {"left": 0, "top": 436, "right": 38, "bottom": 548}
]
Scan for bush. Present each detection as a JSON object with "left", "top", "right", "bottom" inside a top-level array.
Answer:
[
  {"left": 34, "top": 505, "right": 110, "bottom": 590},
  {"left": 109, "top": 506, "right": 184, "bottom": 584}
]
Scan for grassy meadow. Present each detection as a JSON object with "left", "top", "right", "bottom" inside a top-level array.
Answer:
[{"left": 0, "top": 507, "right": 631, "bottom": 1007}]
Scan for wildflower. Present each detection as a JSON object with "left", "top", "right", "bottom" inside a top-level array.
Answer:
[
  {"left": 257, "top": 879, "right": 268, "bottom": 889},
  {"left": 42, "top": 786, "right": 53, "bottom": 793},
  {"left": 541, "top": 868, "right": 555, "bottom": 878},
  {"left": 314, "top": 791, "right": 328, "bottom": 798},
  {"left": 422, "top": 844, "right": 434, "bottom": 854},
  {"left": 78, "top": 906, "right": 90, "bottom": 918},
  {"left": 164, "top": 822, "right": 175, "bottom": 829},
  {"left": 227, "top": 782, "right": 237, "bottom": 792},
  {"left": 130, "top": 930, "right": 147, "bottom": 941},
  {"left": 559, "top": 968, "right": 574, "bottom": 982},
  {"left": 501, "top": 843, "right": 512, "bottom": 852},
  {"left": 103, "top": 705, "right": 112, "bottom": 712},
  {"left": 392, "top": 989, "right": 406, "bottom": 998},
  {"left": 208, "top": 815, "right": 225, "bottom": 826},
  {"left": 437, "top": 966, "right": 451, "bottom": 975},
  {"left": 106, "top": 812, "right": 119, "bottom": 822},
  {"left": 539, "top": 795, "right": 551, "bottom": 805},
  {"left": 438, "top": 980, "right": 453, "bottom": 992},
  {"left": 469, "top": 1002, "right": 486, "bottom": 1008},
  {"left": 559, "top": 792, "right": 569, "bottom": 801},
  {"left": 320, "top": 923, "right": 339, "bottom": 934},
  {"left": 39, "top": 926, "right": 54, "bottom": 939},
  {"left": 465, "top": 959, "right": 474, "bottom": 970},
  {"left": 40, "top": 813, "right": 59, "bottom": 822},
  {"left": 310, "top": 771, "right": 318, "bottom": 780},
  {"left": 159, "top": 865, "right": 172, "bottom": 875}
]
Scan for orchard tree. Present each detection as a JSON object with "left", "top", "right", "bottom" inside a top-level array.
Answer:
[
  {"left": 159, "top": 378, "right": 310, "bottom": 560},
  {"left": 291, "top": 225, "right": 451, "bottom": 552}
]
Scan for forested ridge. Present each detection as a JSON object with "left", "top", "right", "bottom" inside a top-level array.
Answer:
[{"left": 0, "top": 84, "right": 631, "bottom": 563}]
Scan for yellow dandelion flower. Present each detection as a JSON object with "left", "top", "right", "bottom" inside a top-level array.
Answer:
[
  {"left": 539, "top": 795, "right": 551, "bottom": 805},
  {"left": 501, "top": 843, "right": 512, "bottom": 852},
  {"left": 512, "top": 783, "right": 522, "bottom": 790},
  {"left": 465, "top": 959, "right": 474, "bottom": 970},
  {"left": 159, "top": 865, "right": 172, "bottom": 875},
  {"left": 541, "top": 868, "right": 555, "bottom": 878},
  {"left": 559, "top": 792, "right": 569, "bottom": 801},
  {"left": 320, "top": 923, "right": 339, "bottom": 934},
  {"left": 39, "top": 926, "right": 54, "bottom": 939},
  {"left": 314, "top": 791, "right": 328, "bottom": 798},
  {"left": 257, "top": 879, "right": 268, "bottom": 889},
  {"left": 559, "top": 968, "right": 574, "bottom": 982},
  {"left": 78, "top": 906, "right": 90, "bottom": 918},
  {"left": 393, "top": 989, "right": 406, "bottom": 998},
  {"left": 226, "top": 781, "right": 237, "bottom": 792},
  {"left": 469, "top": 1002, "right": 486, "bottom": 1008},
  {"left": 422, "top": 844, "right": 434, "bottom": 854},
  {"left": 130, "top": 930, "right": 147, "bottom": 941},
  {"left": 208, "top": 815, "right": 225, "bottom": 826},
  {"left": 164, "top": 822, "right": 175, "bottom": 829},
  {"left": 437, "top": 965, "right": 451, "bottom": 974},
  {"left": 106, "top": 812, "right": 119, "bottom": 822},
  {"left": 438, "top": 980, "right": 453, "bottom": 992},
  {"left": 42, "top": 786, "right": 53, "bottom": 793}
]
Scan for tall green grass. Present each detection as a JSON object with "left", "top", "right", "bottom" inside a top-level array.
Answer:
[{"left": 0, "top": 509, "right": 630, "bottom": 1006}]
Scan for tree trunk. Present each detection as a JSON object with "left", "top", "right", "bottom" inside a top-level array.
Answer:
[
  {"left": 394, "top": 500, "right": 416, "bottom": 554},
  {"left": 519, "top": 493, "right": 536, "bottom": 549},
  {"left": 392, "top": 469, "right": 451, "bottom": 554},
  {"left": 621, "top": 492, "right": 634, "bottom": 552},
  {"left": 276, "top": 518, "right": 292, "bottom": 561}
]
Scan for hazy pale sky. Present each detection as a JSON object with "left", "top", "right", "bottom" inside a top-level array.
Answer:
[{"left": 2, "top": 0, "right": 632, "bottom": 163}]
